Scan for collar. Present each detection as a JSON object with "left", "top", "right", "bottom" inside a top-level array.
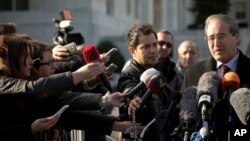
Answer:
[{"left": 216, "top": 50, "right": 239, "bottom": 71}]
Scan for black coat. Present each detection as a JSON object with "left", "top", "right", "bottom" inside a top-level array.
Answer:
[
  {"left": 118, "top": 59, "right": 180, "bottom": 141},
  {"left": 181, "top": 50, "right": 250, "bottom": 141},
  {"left": 0, "top": 72, "right": 115, "bottom": 140}
]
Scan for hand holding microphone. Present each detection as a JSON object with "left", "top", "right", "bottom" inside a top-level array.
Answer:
[
  {"left": 83, "top": 45, "right": 113, "bottom": 92},
  {"left": 103, "top": 92, "right": 126, "bottom": 107},
  {"left": 128, "top": 74, "right": 161, "bottom": 115},
  {"left": 84, "top": 63, "right": 118, "bottom": 89},
  {"left": 128, "top": 96, "right": 142, "bottom": 116},
  {"left": 120, "top": 68, "right": 160, "bottom": 104},
  {"left": 72, "top": 61, "right": 105, "bottom": 85},
  {"left": 74, "top": 61, "right": 105, "bottom": 80}
]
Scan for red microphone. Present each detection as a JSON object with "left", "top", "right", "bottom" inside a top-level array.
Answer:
[
  {"left": 83, "top": 45, "right": 113, "bottom": 92},
  {"left": 83, "top": 44, "right": 101, "bottom": 63},
  {"left": 140, "top": 74, "right": 160, "bottom": 108}
]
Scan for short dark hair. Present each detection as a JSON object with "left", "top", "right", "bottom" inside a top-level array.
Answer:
[
  {"left": 126, "top": 24, "right": 157, "bottom": 48},
  {"left": 157, "top": 29, "right": 174, "bottom": 43},
  {"left": 31, "top": 40, "right": 52, "bottom": 60},
  {"left": 0, "top": 23, "right": 17, "bottom": 35},
  {"left": 157, "top": 29, "right": 174, "bottom": 57}
]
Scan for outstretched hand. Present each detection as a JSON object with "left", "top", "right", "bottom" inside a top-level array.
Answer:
[
  {"left": 106, "top": 92, "right": 126, "bottom": 107},
  {"left": 31, "top": 116, "right": 59, "bottom": 133}
]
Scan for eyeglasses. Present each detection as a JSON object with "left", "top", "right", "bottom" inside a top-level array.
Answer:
[
  {"left": 205, "top": 33, "right": 233, "bottom": 44},
  {"left": 33, "top": 58, "right": 54, "bottom": 69},
  {"left": 157, "top": 41, "right": 172, "bottom": 48},
  {"left": 40, "top": 60, "right": 54, "bottom": 66}
]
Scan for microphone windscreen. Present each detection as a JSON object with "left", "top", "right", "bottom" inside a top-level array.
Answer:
[
  {"left": 222, "top": 71, "right": 240, "bottom": 90},
  {"left": 140, "top": 68, "right": 160, "bottom": 83},
  {"left": 83, "top": 44, "right": 100, "bottom": 63},
  {"left": 180, "top": 86, "right": 200, "bottom": 122},
  {"left": 120, "top": 68, "right": 160, "bottom": 103},
  {"left": 146, "top": 74, "right": 160, "bottom": 94},
  {"left": 230, "top": 88, "right": 250, "bottom": 125},
  {"left": 197, "top": 71, "right": 219, "bottom": 105}
]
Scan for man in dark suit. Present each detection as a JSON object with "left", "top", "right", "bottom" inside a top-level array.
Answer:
[{"left": 181, "top": 14, "right": 250, "bottom": 140}]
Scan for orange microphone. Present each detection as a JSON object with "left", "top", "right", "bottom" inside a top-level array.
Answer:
[
  {"left": 222, "top": 71, "right": 240, "bottom": 91},
  {"left": 222, "top": 72, "right": 241, "bottom": 140}
]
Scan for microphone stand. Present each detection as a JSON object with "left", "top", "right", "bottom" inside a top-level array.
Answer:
[
  {"left": 182, "top": 119, "right": 195, "bottom": 141},
  {"left": 138, "top": 110, "right": 168, "bottom": 141},
  {"left": 226, "top": 89, "right": 233, "bottom": 141},
  {"left": 200, "top": 105, "right": 210, "bottom": 140},
  {"left": 130, "top": 112, "right": 137, "bottom": 141}
]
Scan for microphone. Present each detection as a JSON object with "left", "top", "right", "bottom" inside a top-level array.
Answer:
[
  {"left": 196, "top": 71, "right": 220, "bottom": 139},
  {"left": 139, "top": 89, "right": 181, "bottom": 140},
  {"left": 230, "top": 88, "right": 250, "bottom": 125},
  {"left": 140, "top": 74, "right": 161, "bottom": 107},
  {"left": 83, "top": 45, "right": 113, "bottom": 92},
  {"left": 120, "top": 68, "right": 160, "bottom": 104},
  {"left": 158, "top": 91, "right": 181, "bottom": 132},
  {"left": 222, "top": 72, "right": 240, "bottom": 141},
  {"left": 180, "top": 86, "right": 200, "bottom": 141},
  {"left": 139, "top": 89, "right": 181, "bottom": 141},
  {"left": 222, "top": 71, "right": 240, "bottom": 95},
  {"left": 139, "top": 73, "right": 169, "bottom": 110},
  {"left": 197, "top": 71, "right": 219, "bottom": 116}
]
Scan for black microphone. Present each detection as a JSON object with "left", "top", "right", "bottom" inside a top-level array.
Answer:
[
  {"left": 139, "top": 89, "right": 181, "bottom": 140},
  {"left": 197, "top": 71, "right": 219, "bottom": 116},
  {"left": 120, "top": 68, "right": 160, "bottom": 104},
  {"left": 158, "top": 91, "right": 181, "bottom": 132},
  {"left": 180, "top": 86, "right": 200, "bottom": 141},
  {"left": 196, "top": 71, "right": 219, "bottom": 139},
  {"left": 230, "top": 88, "right": 250, "bottom": 125},
  {"left": 83, "top": 45, "right": 113, "bottom": 92}
]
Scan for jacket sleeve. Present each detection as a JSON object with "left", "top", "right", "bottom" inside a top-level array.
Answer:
[
  {"left": 0, "top": 72, "right": 75, "bottom": 95},
  {"left": 55, "top": 91, "right": 103, "bottom": 110}
]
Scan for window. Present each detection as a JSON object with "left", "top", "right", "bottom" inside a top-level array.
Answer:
[
  {"left": 235, "top": 2, "right": 246, "bottom": 20},
  {"left": 236, "top": 11, "right": 246, "bottom": 19},
  {"left": 134, "top": 0, "right": 139, "bottom": 18},
  {"left": 0, "top": 0, "right": 29, "bottom": 11},
  {"left": 106, "top": 0, "right": 114, "bottom": 16},
  {"left": 126, "top": 0, "right": 131, "bottom": 16}
]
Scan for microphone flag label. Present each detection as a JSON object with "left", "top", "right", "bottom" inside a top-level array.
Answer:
[{"left": 198, "top": 94, "right": 211, "bottom": 104}]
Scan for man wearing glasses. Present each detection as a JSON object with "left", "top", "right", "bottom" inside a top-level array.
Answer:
[
  {"left": 155, "top": 29, "right": 182, "bottom": 91},
  {"left": 181, "top": 14, "right": 250, "bottom": 140}
]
